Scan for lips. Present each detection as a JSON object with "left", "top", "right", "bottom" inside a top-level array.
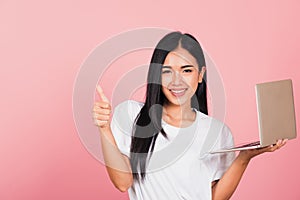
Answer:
[{"left": 169, "top": 88, "right": 187, "bottom": 97}]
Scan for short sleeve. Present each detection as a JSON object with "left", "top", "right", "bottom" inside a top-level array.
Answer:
[
  {"left": 110, "top": 100, "right": 143, "bottom": 158},
  {"left": 206, "top": 125, "right": 236, "bottom": 181}
]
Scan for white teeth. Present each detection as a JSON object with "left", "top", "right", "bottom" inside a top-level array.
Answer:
[{"left": 170, "top": 89, "right": 185, "bottom": 93}]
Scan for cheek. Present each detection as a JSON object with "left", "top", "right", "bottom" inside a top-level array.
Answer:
[
  {"left": 161, "top": 75, "right": 172, "bottom": 87},
  {"left": 184, "top": 75, "right": 199, "bottom": 90},
  {"left": 189, "top": 82, "right": 199, "bottom": 93}
]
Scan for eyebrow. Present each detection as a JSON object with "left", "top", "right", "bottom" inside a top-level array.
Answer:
[{"left": 162, "top": 65, "right": 194, "bottom": 69}]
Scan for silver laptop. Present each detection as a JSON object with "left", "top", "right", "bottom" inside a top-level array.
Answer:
[{"left": 210, "top": 79, "right": 297, "bottom": 154}]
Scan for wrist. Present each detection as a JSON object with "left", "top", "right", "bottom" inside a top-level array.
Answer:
[
  {"left": 236, "top": 153, "right": 251, "bottom": 165},
  {"left": 98, "top": 125, "right": 111, "bottom": 134}
]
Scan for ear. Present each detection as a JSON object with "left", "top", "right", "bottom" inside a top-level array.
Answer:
[{"left": 198, "top": 66, "right": 206, "bottom": 83}]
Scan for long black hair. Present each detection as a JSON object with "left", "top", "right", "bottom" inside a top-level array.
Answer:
[{"left": 130, "top": 31, "right": 207, "bottom": 180}]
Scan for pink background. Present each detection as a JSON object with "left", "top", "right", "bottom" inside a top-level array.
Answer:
[{"left": 1, "top": 0, "right": 299, "bottom": 199}]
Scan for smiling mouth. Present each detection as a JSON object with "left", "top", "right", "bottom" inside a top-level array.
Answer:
[{"left": 169, "top": 88, "right": 188, "bottom": 97}]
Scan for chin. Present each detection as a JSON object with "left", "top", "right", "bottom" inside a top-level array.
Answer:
[{"left": 165, "top": 97, "right": 189, "bottom": 107}]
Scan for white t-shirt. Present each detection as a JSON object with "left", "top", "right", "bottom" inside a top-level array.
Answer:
[{"left": 110, "top": 100, "right": 235, "bottom": 200}]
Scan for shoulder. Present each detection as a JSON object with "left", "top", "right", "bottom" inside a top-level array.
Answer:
[
  {"left": 113, "top": 100, "right": 144, "bottom": 121},
  {"left": 111, "top": 100, "right": 144, "bottom": 138},
  {"left": 195, "top": 110, "right": 234, "bottom": 152},
  {"left": 114, "top": 100, "right": 144, "bottom": 113}
]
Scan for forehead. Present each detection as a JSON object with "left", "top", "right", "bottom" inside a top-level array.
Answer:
[{"left": 163, "top": 47, "right": 198, "bottom": 67}]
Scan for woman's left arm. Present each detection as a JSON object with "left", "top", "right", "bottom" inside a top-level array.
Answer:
[{"left": 212, "top": 139, "right": 287, "bottom": 200}]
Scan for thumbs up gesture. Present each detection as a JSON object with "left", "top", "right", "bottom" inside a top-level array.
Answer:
[{"left": 93, "top": 85, "right": 111, "bottom": 129}]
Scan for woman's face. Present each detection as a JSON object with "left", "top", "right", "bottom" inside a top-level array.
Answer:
[{"left": 161, "top": 47, "right": 205, "bottom": 107}]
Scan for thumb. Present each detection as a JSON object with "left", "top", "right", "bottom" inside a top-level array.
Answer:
[{"left": 96, "top": 85, "right": 109, "bottom": 103}]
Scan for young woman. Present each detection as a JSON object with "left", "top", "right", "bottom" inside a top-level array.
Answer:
[{"left": 93, "top": 31, "right": 287, "bottom": 200}]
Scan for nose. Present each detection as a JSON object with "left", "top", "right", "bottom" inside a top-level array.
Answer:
[{"left": 172, "top": 71, "right": 183, "bottom": 85}]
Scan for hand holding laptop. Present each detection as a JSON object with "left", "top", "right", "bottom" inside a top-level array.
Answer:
[
  {"left": 237, "top": 139, "right": 288, "bottom": 162},
  {"left": 210, "top": 79, "right": 297, "bottom": 154}
]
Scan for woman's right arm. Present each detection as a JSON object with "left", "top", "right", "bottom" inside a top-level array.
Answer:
[{"left": 93, "top": 86, "right": 133, "bottom": 192}]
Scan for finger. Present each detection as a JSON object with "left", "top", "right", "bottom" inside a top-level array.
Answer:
[
  {"left": 97, "top": 85, "right": 109, "bottom": 103},
  {"left": 94, "top": 101, "right": 110, "bottom": 109},
  {"left": 93, "top": 113, "right": 110, "bottom": 121},
  {"left": 277, "top": 139, "right": 284, "bottom": 147},
  {"left": 269, "top": 143, "right": 282, "bottom": 152},
  {"left": 277, "top": 139, "right": 288, "bottom": 149},
  {"left": 276, "top": 139, "right": 283, "bottom": 145},
  {"left": 282, "top": 139, "right": 288, "bottom": 146},
  {"left": 94, "top": 119, "right": 109, "bottom": 127},
  {"left": 276, "top": 139, "right": 286, "bottom": 149},
  {"left": 265, "top": 140, "right": 282, "bottom": 152},
  {"left": 93, "top": 107, "right": 111, "bottom": 115}
]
